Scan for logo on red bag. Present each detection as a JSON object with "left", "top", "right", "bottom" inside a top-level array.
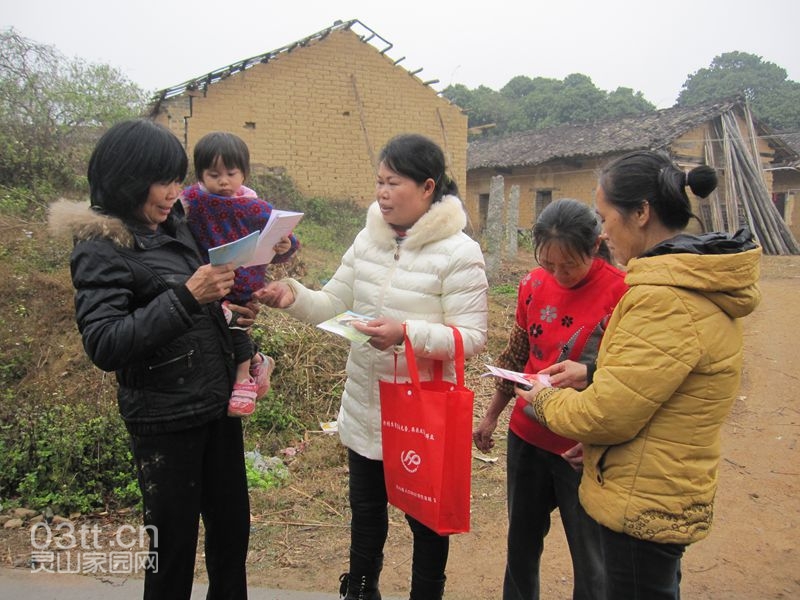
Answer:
[{"left": 401, "top": 449, "right": 421, "bottom": 473}]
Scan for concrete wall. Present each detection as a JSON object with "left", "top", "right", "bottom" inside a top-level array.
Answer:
[{"left": 153, "top": 29, "right": 467, "bottom": 205}]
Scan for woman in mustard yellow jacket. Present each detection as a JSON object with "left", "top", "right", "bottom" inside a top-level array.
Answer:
[{"left": 518, "top": 150, "right": 761, "bottom": 600}]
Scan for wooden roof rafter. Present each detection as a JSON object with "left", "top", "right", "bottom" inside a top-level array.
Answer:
[{"left": 150, "top": 18, "right": 440, "bottom": 106}]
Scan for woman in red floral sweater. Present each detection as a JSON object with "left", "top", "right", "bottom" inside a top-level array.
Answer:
[{"left": 473, "top": 198, "right": 627, "bottom": 600}]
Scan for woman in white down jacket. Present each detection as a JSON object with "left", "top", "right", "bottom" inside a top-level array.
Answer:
[{"left": 256, "top": 133, "right": 488, "bottom": 600}]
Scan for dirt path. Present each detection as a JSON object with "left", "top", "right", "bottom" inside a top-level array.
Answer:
[
  {"left": 456, "top": 258, "right": 800, "bottom": 600},
  {"left": 245, "top": 257, "right": 800, "bottom": 599},
  {"left": 678, "top": 273, "right": 800, "bottom": 599},
  {"left": 397, "top": 266, "right": 800, "bottom": 599}
]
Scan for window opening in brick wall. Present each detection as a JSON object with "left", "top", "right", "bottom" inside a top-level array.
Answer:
[{"left": 535, "top": 190, "right": 552, "bottom": 220}]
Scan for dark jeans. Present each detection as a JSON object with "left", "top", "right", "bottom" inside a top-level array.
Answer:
[
  {"left": 503, "top": 430, "right": 605, "bottom": 600},
  {"left": 130, "top": 416, "right": 250, "bottom": 600},
  {"left": 347, "top": 449, "right": 449, "bottom": 584},
  {"left": 600, "top": 526, "right": 685, "bottom": 600}
]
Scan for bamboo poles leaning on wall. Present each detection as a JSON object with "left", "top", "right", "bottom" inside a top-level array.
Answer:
[
  {"left": 716, "top": 110, "right": 800, "bottom": 255},
  {"left": 702, "top": 133, "right": 727, "bottom": 232}
]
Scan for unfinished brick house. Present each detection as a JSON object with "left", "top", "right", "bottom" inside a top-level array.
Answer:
[
  {"left": 149, "top": 19, "right": 467, "bottom": 205},
  {"left": 466, "top": 98, "right": 799, "bottom": 254}
]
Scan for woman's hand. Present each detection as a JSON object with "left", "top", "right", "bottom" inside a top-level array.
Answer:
[
  {"left": 352, "top": 317, "right": 404, "bottom": 351},
  {"left": 518, "top": 379, "right": 548, "bottom": 424},
  {"left": 561, "top": 443, "right": 584, "bottom": 471},
  {"left": 514, "top": 378, "right": 548, "bottom": 402},
  {"left": 224, "top": 301, "right": 260, "bottom": 329},
  {"left": 252, "top": 282, "right": 295, "bottom": 308},
  {"left": 472, "top": 415, "right": 498, "bottom": 453},
  {"left": 539, "top": 360, "right": 589, "bottom": 390},
  {"left": 185, "top": 264, "right": 235, "bottom": 304}
]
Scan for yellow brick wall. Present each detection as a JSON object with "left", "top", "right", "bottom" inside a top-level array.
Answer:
[
  {"left": 153, "top": 29, "right": 467, "bottom": 205},
  {"left": 464, "top": 159, "right": 604, "bottom": 232}
]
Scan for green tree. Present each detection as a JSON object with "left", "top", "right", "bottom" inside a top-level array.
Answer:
[
  {"left": 501, "top": 75, "right": 539, "bottom": 99},
  {"left": 605, "top": 87, "right": 655, "bottom": 119},
  {"left": 677, "top": 51, "right": 800, "bottom": 131},
  {"left": 445, "top": 83, "right": 515, "bottom": 134},
  {"left": 507, "top": 76, "right": 563, "bottom": 130},
  {"left": 444, "top": 74, "right": 655, "bottom": 135},
  {"left": 0, "top": 28, "right": 148, "bottom": 200},
  {"left": 552, "top": 73, "right": 608, "bottom": 124}
]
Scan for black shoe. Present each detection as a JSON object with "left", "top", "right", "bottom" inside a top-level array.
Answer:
[{"left": 339, "top": 572, "right": 382, "bottom": 600}]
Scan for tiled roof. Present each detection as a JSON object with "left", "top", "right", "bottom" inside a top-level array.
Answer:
[
  {"left": 774, "top": 131, "right": 800, "bottom": 155},
  {"left": 467, "top": 99, "right": 796, "bottom": 169}
]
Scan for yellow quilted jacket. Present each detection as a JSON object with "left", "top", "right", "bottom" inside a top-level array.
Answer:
[{"left": 531, "top": 238, "right": 761, "bottom": 545}]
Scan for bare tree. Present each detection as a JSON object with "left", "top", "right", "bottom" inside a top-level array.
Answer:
[{"left": 0, "top": 28, "right": 148, "bottom": 201}]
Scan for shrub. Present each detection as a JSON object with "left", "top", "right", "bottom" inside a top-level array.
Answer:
[{"left": 0, "top": 399, "right": 138, "bottom": 513}]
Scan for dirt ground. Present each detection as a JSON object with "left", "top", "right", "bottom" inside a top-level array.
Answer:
[
  {"left": 238, "top": 255, "right": 800, "bottom": 599},
  {"left": 2, "top": 255, "right": 799, "bottom": 599}
]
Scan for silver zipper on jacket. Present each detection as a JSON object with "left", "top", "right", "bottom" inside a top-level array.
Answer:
[
  {"left": 148, "top": 349, "right": 195, "bottom": 370},
  {"left": 394, "top": 241, "right": 401, "bottom": 261}
]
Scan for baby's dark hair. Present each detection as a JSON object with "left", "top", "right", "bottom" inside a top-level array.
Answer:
[
  {"left": 533, "top": 198, "right": 610, "bottom": 264},
  {"left": 599, "top": 150, "right": 717, "bottom": 230},
  {"left": 88, "top": 119, "right": 187, "bottom": 220},
  {"left": 378, "top": 133, "right": 457, "bottom": 202},
  {"left": 193, "top": 132, "right": 251, "bottom": 180}
]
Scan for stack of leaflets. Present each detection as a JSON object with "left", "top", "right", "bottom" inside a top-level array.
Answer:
[{"left": 317, "top": 311, "right": 373, "bottom": 344}]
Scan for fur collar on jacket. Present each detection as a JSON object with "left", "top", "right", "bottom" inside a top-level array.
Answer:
[
  {"left": 49, "top": 199, "right": 187, "bottom": 248},
  {"left": 49, "top": 199, "right": 133, "bottom": 247},
  {"left": 365, "top": 194, "right": 468, "bottom": 252}
]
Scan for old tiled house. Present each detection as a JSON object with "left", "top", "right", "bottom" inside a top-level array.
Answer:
[
  {"left": 466, "top": 99, "right": 799, "bottom": 254},
  {"left": 771, "top": 131, "right": 800, "bottom": 242},
  {"left": 149, "top": 20, "right": 467, "bottom": 204}
]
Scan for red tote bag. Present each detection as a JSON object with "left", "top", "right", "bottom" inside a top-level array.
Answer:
[{"left": 379, "top": 326, "right": 473, "bottom": 535}]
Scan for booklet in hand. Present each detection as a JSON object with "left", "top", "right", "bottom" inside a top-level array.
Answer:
[
  {"left": 317, "top": 311, "right": 373, "bottom": 344},
  {"left": 481, "top": 365, "right": 551, "bottom": 389},
  {"left": 208, "top": 209, "right": 303, "bottom": 268}
]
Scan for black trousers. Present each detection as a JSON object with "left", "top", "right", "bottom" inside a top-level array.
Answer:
[
  {"left": 347, "top": 449, "right": 449, "bottom": 585},
  {"left": 503, "top": 431, "right": 605, "bottom": 600},
  {"left": 601, "top": 526, "right": 685, "bottom": 600},
  {"left": 130, "top": 415, "right": 250, "bottom": 600}
]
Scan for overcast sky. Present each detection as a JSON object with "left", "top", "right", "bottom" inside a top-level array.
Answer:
[{"left": 3, "top": 0, "right": 799, "bottom": 109}]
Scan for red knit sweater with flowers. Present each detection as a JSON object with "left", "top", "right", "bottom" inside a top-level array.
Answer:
[
  {"left": 181, "top": 183, "right": 298, "bottom": 304},
  {"left": 497, "top": 258, "right": 627, "bottom": 454}
]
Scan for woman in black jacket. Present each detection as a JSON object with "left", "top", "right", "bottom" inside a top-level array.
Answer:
[{"left": 51, "top": 119, "right": 250, "bottom": 600}]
